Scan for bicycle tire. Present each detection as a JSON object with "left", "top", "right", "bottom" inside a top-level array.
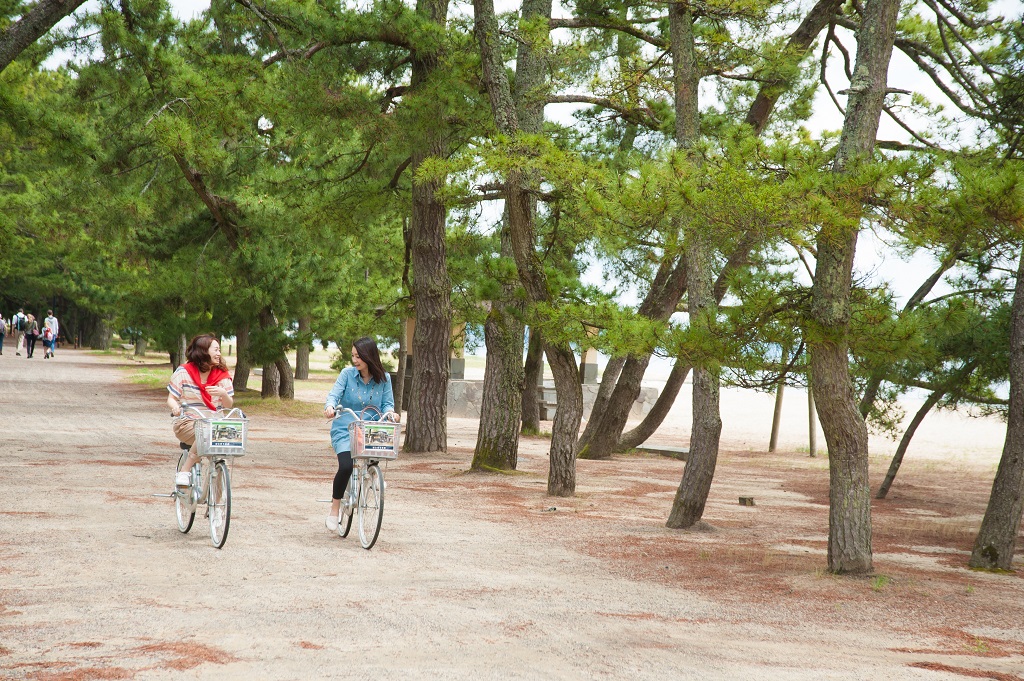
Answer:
[
  {"left": 175, "top": 451, "right": 195, "bottom": 533},
  {"left": 209, "top": 461, "right": 231, "bottom": 549},
  {"left": 358, "top": 464, "right": 384, "bottom": 549}
]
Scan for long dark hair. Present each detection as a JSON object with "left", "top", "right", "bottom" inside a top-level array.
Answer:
[
  {"left": 186, "top": 333, "right": 229, "bottom": 373},
  {"left": 353, "top": 336, "right": 387, "bottom": 384}
]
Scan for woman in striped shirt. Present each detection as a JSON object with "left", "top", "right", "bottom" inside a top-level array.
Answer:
[{"left": 167, "top": 334, "right": 235, "bottom": 488}]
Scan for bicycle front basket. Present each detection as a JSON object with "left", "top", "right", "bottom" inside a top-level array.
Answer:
[
  {"left": 196, "top": 417, "right": 248, "bottom": 457},
  {"left": 349, "top": 420, "right": 401, "bottom": 460}
]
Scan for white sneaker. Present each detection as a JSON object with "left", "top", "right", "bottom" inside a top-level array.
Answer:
[
  {"left": 175, "top": 471, "right": 191, "bottom": 487},
  {"left": 325, "top": 514, "right": 339, "bottom": 532}
]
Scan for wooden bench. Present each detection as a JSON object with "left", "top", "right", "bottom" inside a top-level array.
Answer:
[{"left": 636, "top": 444, "right": 689, "bottom": 460}]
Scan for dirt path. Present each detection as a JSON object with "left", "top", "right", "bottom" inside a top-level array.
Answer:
[{"left": 1, "top": 350, "right": 1023, "bottom": 680}]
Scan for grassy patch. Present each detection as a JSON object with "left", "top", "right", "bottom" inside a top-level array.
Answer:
[
  {"left": 126, "top": 366, "right": 170, "bottom": 389},
  {"left": 871, "top": 574, "right": 891, "bottom": 592},
  {"left": 233, "top": 395, "right": 323, "bottom": 419}
]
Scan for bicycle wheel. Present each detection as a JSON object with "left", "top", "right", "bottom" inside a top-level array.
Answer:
[
  {"left": 357, "top": 464, "right": 384, "bottom": 549},
  {"left": 208, "top": 460, "right": 231, "bottom": 549},
  {"left": 175, "top": 451, "right": 195, "bottom": 533},
  {"left": 338, "top": 471, "right": 356, "bottom": 538}
]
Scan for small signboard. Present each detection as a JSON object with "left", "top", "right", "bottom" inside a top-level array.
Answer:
[{"left": 210, "top": 420, "right": 245, "bottom": 449}]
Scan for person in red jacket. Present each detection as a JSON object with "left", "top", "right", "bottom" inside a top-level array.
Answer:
[{"left": 166, "top": 334, "right": 234, "bottom": 488}]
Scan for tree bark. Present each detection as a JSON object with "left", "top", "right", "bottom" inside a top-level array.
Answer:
[
  {"left": 475, "top": 0, "right": 581, "bottom": 495},
  {"left": 403, "top": 0, "right": 453, "bottom": 454},
  {"left": 769, "top": 383, "right": 785, "bottom": 452},
  {"left": 0, "top": 0, "right": 88, "bottom": 74},
  {"left": 474, "top": 0, "right": 548, "bottom": 464},
  {"left": 667, "top": 226, "right": 721, "bottom": 528},
  {"left": 261, "top": 362, "right": 280, "bottom": 398},
  {"left": 294, "top": 316, "right": 311, "bottom": 381},
  {"left": 473, "top": 229, "right": 525, "bottom": 470},
  {"left": 275, "top": 354, "right": 295, "bottom": 399},
  {"left": 394, "top": 320, "right": 408, "bottom": 419},
  {"left": 521, "top": 327, "right": 543, "bottom": 435},
  {"left": 81, "top": 313, "right": 113, "bottom": 350},
  {"left": 810, "top": 0, "right": 902, "bottom": 574},
  {"left": 665, "top": 1, "right": 725, "bottom": 530},
  {"left": 970, "top": 249, "right": 1024, "bottom": 570},
  {"left": 233, "top": 323, "right": 252, "bottom": 393}
]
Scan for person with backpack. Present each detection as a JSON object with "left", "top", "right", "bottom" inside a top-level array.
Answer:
[{"left": 12, "top": 309, "right": 27, "bottom": 356}]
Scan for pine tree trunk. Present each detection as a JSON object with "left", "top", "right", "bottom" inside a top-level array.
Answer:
[
  {"left": 82, "top": 313, "right": 113, "bottom": 350},
  {"left": 134, "top": 337, "right": 147, "bottom": 356},
  {"left": 403, "top": 0, "right": 452, "bottom": 454},
  {"left": 666, "top": 223, "right": 721, "bottom": 528},
  {"left": 475, "top": 0, "right": 578, "bottom": 494},
  {"left": 294, "top": 316, "right": 311, "bottom": 381},
  {"left": 810, "top": 0, "right": 901, "bottom": 574},
  {"left": 876, "top": 389, "right": 943, "bottom": 499},
  {"left": 276, "top": 355, "right": 295, "bottom": 399},
  {"left": 474, "top": 0, "right": 547, "bottom": 465},
  {"left": 665, "top": 2, "right": 724, "bottom": 530},
  {"left": 520, "top": 327, "right": 543, "bottom": 435},
  {"left": 261, "top": 362, "right": 280, "bottom": 398},
  {"left": 545, "top": 343, "right": 583, "bottom": 496},
  {"left": 405, "top": 173, "right": 451, "bottom": 451},
  {"left": 970, "top": 249, "right": 1024, "bottom": 570},
  {"left": 616, "top": 361, "right": 692, "bottom": 452},
  {"left": 177, "top": 334, "right": 187, "bottom": 369},
  {"left": 394, "top": 322, "right": 407, "bottom": 418},
  {"left": 232, "top": 324, "right": 252, "bottom": 393},
  {"left": 472, "top": 230, "right": 525, "bottom": 471},
  {"left": 577, "top": 355, "right": 624, "bottom": 449}
]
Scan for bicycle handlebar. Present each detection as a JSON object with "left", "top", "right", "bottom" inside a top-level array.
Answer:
[
  {"left": 173, "top": 405, "right": 247, "bottom": 420},
  {"left": 327, "top": 405, "right": 399, "bottom": 423}
]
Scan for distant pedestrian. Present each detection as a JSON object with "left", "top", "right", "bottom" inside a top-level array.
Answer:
[
  {"left": 43, "top": 310, "right": 59, "bottom": 358},
  {"left": 12, "top": 309, "right": 26, "bottom": 356},
  {"left": 0, "top": 315, "right": 6, "bottom": 355},
  {"left": 24, "top": 314, "right": 39, "bottom": 359}
]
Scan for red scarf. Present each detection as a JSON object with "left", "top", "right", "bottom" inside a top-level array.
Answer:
[{"left": 183, "top": 362, "right": 231, "bottom": 411}]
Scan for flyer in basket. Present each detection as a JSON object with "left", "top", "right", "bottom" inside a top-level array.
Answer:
[
  {"left": 362, "top": 424, "right": 396, "bottom": 451},
  {"left": 210, "top": 421, "right": 245, "bottom": 449}
]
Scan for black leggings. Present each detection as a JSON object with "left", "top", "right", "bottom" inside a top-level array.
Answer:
[
  {"left": 25, "top": 335, "right": 37, "bottom": 357},
  {"left": 332, "top": 451, "right": 353, "bottom": 500}
]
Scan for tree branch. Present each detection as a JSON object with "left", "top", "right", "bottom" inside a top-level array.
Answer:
[
  {"left": 0, "top": 0, "right": 89, "bottom": 74},
  {"left": 546, "top": 94, "right": 662, "bottom": 129},
  {"left": 549, "top": 17, "right": 668, "bottom": 49}
]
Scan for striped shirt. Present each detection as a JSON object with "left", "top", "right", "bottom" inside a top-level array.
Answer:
[{"left": 167, "top": 366, "right": 234, "bottom": 419}]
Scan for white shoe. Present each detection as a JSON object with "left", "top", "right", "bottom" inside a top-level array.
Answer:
[
  {"left": 175, "top": 471, "right": 191, "bottom": 488},
  {"left": 325, "top": 514, "right": 339, "bottom": 532}
]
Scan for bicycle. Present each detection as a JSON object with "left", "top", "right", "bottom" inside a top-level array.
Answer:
[
  {"left": 165, "top": 406, "right": 248, "bottom": 549},
  {"left": 331, "top": 406, "right": 401, "bottom": 550}
]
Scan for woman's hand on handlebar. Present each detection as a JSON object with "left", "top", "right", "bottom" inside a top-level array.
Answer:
[
  {"left": 324, "top": 405, "right": 336, "bottom": 419},
  {"left": 167, "top": 394, "right": 182, "bottom": 417},
  {"left": 384, "top": 411, "right": 401, "bottom": 423}
]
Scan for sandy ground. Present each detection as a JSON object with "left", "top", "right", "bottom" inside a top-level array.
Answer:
[{"left": 1, "top": 349, "right": 1023, "bottom": 680}]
